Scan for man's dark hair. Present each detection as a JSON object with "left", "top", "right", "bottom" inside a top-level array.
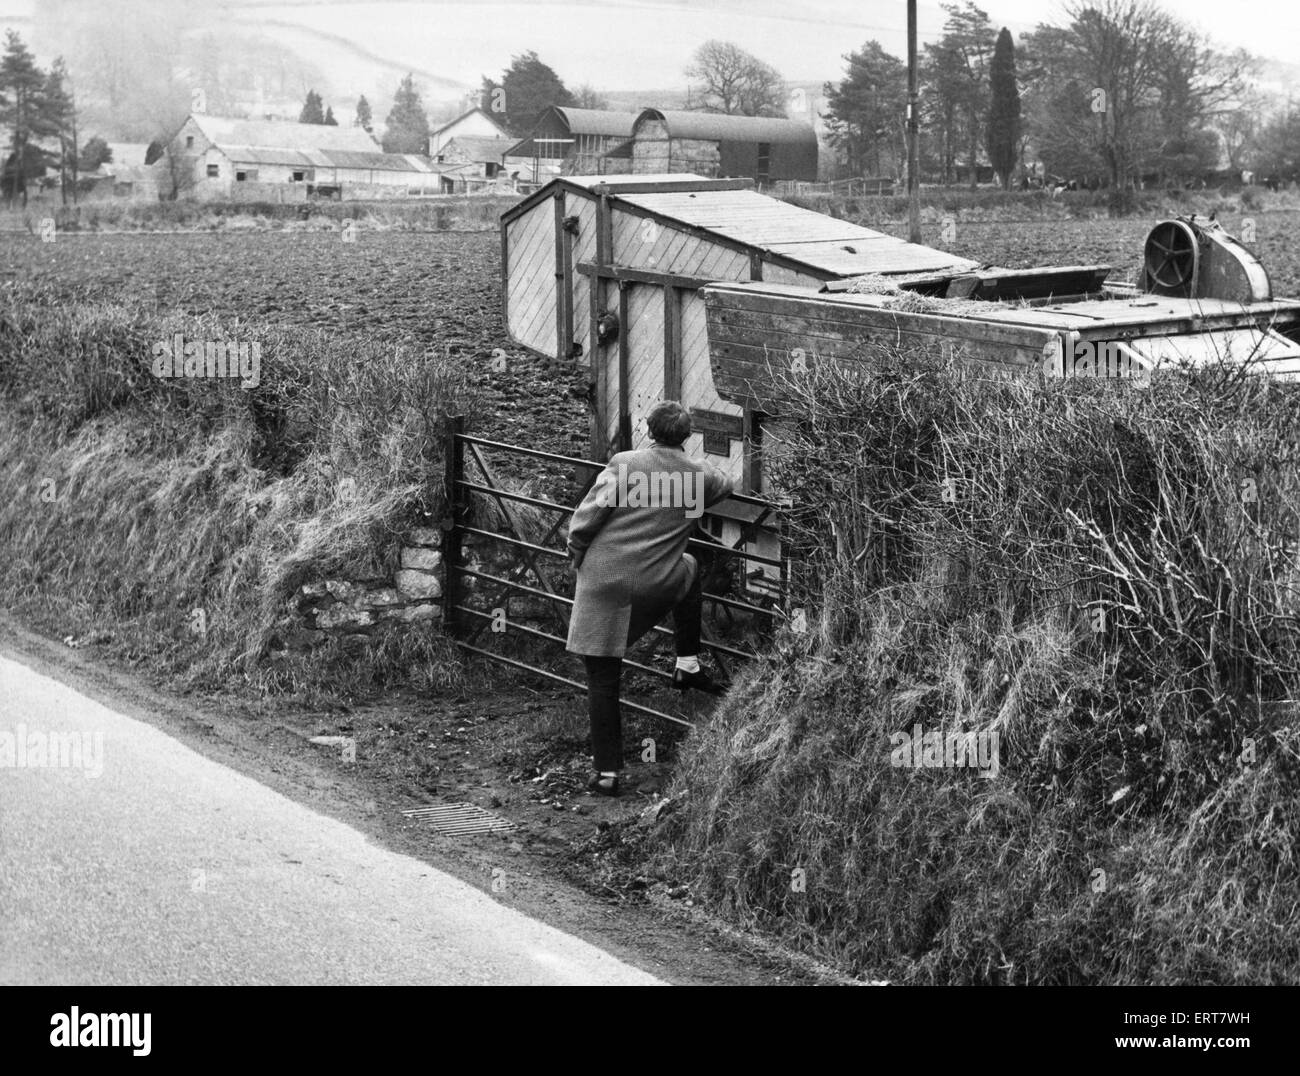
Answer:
[{"left": 647, "top": 400, "right": 692, "bottom": 446}]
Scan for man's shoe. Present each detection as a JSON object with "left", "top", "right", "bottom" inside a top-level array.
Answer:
[
  {"left": 587, "top": 774, "right": 621, "bottom": 797},
  {"left": 672, "top": 667, "right": 727, "bottom": 695}
]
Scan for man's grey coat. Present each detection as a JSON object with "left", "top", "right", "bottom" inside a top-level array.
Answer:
[{"left": 566, "top": 442, "right": 734, "bottom": 657}]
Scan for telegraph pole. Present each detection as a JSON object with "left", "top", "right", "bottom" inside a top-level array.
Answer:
[{"left": 907, "top": 0, "right": 921, "bottom": 243}]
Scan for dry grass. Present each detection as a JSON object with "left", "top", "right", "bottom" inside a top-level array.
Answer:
[
  {"left": 0, "top": 284, "right": 474, "bottom": 702},
  {"left": 651, "top": 349, "right": 1300, "bottom": 983}
]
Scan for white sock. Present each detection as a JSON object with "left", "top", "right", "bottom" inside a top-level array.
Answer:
[
  {"left": 600, "top": 771, "right": 618, "bottom": 778},
  {"left": 675, "top": 655, "right": 701, "bottom": 674}
]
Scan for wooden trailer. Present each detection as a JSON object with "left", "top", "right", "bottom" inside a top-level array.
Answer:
[
  {"left": 701, "top": 214, "right": 1300, "bottom": 415},
  {"left": 502, "top": 182, "right": 1300, "bottom": 605},
  {"left": 499, "top": 173, "right": 978, "bottom": 493}
]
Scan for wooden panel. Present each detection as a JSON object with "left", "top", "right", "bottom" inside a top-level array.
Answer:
[
  {"left": 597, "top": 283, "right": 668, "bottom": 452},
  {"left": 892, "top": 293, "right": 1300, "bottom": 334},
  {"left": 763, "top": 239, "right": 977, "bottom": 276},
  {"left": 619, "top": 191, "right": 873, "bottom": 241},
  {"left": 689, "top": 244, "right": 750, "bottom": 282},
  {"left": 618, "top": 283, "right": 631, "bottom": 448},
  {"left": 576, "top": 261, "right": 719, "bottom": 290},
  {"left": 590, "top": 195, "right": 612, "bottom": 457},
  {"left": 679, "top": 290, "right": 744, "bottom": 487},
  {"left": 626, "top": 285, "right": 666, "bottom": 437},
  {"left": 620, "top": 189, "right": 976, "bottom": 279},
  {"left": 753, "top": 262, "right": 823, "bottom": 288},
  {"left": 571, "top": 197, "right": 598, "bottom": 356},
  {"left": 505, "top": 206, "right": 558, "bottom": 356},
  {"left": 553, "top": 193, "right": 566, "bottom": 360},
  {"left": 664, "top": 286, "right": 682, "bottom": 400},
  {"left": 702, "top": 285, "right": 1060, "bottom": 412},
  {"left": 610, "top": 209, "right": 754, "bottom": 280}
]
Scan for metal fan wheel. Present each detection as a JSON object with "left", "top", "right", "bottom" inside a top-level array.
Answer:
[{"left": 1144, "top": 219, "right": 1200, "bottom": 296}]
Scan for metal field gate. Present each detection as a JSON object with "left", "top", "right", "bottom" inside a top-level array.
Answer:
[{"left": 440, "top": 418, "right": 786, "bottom": 726}]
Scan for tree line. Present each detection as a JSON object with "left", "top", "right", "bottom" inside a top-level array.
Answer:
[
  {"left": 825, "top": 0, "right": 1271, "bottom": 190},
  {"left": 0, "top": 30, "right": 104, "bottom": 206},
  {"left": 6, "top": 2, "right": 1298, "bottom": 200}
]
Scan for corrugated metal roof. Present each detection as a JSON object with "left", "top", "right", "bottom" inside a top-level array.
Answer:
[
  {"left": 430, "top": 107, "right": 510, "bottom": 139},
  {"left": 190, "top": 113, "right": 380, "bottom": 154},
  {"left": 222, "top": 146, "right": 317, "bottom": 167},
  {"left": 552, "top": 107, "right": 640, "bottom": 136},
  {"left": 221, "top": 145, "right": 437, "bottom": 173},
  {"left": 634, "top": 110, "right": 818, "bottom": 146},
  {"left": 322, "top": 150, "right": 437, "bottom": 172}
]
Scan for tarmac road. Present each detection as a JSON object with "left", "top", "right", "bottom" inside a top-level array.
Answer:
[{"left": 0, "top": 654, "right": 660, "bottom": 986}]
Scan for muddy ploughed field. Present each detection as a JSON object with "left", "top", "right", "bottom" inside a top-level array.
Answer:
[
  {"left": 6, "top": 210, "right": 1299, "bottom": 457},
  {"left": 1, "top": 230, "right": 590, "bottom": 463}
]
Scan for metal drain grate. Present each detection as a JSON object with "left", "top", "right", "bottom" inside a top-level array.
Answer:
[{"left": 401, "top": 803, "right": 516, "bottom": 836}]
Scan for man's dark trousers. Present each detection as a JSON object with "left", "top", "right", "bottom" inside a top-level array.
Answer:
[{"left": 583, "top": 564, "right": 703, "bottom": 772}]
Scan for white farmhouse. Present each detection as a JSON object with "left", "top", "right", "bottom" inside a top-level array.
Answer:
[
  {"left": 159, "top": 114, "right": 441, "bottom": 200},
  {"left": 429, "top": 106, "right": 511, "bottom": 156}
]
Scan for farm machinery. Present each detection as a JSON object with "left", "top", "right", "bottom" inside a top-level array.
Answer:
[
  {"left": 502, "top": 175, "right": 1300, "bottom": 489},
  {"left": 702, "top": 213, "right": 1300, "bottom": 416}
]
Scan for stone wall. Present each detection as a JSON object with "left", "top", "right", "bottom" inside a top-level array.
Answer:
[
  {"left": 282, "top": 519, "right": 557, "bottom": 655},
  {"left": 288, "top": 526, "right": 445, "bottom": 652}
]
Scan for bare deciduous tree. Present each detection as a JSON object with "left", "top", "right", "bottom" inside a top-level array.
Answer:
[{"left": 685, "top": 40, "right": 786, "bottom": 116}]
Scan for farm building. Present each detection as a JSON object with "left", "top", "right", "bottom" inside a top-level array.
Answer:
[
  {"left": 430, "top": 106, "right": 510, "bottom": 155},
  {"left": 159, "top": 114, "right": 441, "bottom": 200},
  {"left": 434, "top": 135, "right": 551, "bottom": 193},
  {"left": 500, "top": 173, "right": 977, "bottom": 495},
  {"left": 100, "top": 142, "right": 161, "bottom": 199},
  {"left": 628, "top": 110, "right": 818, "bottom": 184},
  {"left": 505, "top": 107, "right": 640, "bottom": 176},
  {"left": 508, "top": 107, "right": 819, "bottom": 184},
  {"left": 502, "top": 174, "right": 1300, "bottom": 587}
]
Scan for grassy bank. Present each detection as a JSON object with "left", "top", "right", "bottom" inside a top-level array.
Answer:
[
  {"left": 647, "top": 353, "right": 1300, "bottom": 983},
  {"left": 0, "top": 282, "right": 473, "bottom": 703}
]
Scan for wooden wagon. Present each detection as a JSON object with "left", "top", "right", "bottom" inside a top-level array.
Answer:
[
  {"left": 500, "top": 173, "right": 978, "bottom": 493},
  {"left": 501, "top": 178, "right": 1300, "bottom": 589}
]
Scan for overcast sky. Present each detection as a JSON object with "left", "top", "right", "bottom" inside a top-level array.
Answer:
[{"left": 1, "top": 0, "right": 1294, "bottom": 94}]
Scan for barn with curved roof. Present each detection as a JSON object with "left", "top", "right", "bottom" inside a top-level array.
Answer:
[
  {"left": 505, "top": 106, "right": 640, "bottom": 176},
  {"left": 630, "top": 109, "right": 817, "bottom": 184}
]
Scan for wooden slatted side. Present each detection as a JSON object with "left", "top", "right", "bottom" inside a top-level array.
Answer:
[
  {"left": 703, "top": 284, "right": 1061, "bottom": 413},
  {"left": 624, "top": 285, "right": 666, "bottom": 437},
  {"left": 505, "top": 204, "right": 559, "bottom": 357},
  {"left": 619, "top": 189, "right": 978, "bottom": 275},
  {"left": 622, "top": 190, "right": 882, "bottom": 242},
  {"left": 571, "top": 195, "right": 598, "bottom": 356},
  {"left": 598, "top": 285, "right": 670, "bottom": 449},
  {"left": 755, "top": 262, "right": 827, "bottom": 288},
  {"left": 608, "top": 211, "right": 752, "bottom": 281},
  {"left": 679, "top": 290, "right": 745, "bottom": 486}
]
